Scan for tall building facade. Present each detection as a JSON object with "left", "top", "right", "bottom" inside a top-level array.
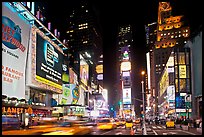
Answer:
[
  {"left": 146, "top": 2, "right": 190, "bottom": 118},
  {"left": 185, "top": 26, "right": 202, "bottom": 119},
  {"left": 116, "top": 24, "right": 134, "bottom": 118},
  {"left": 66, "top": 0, "right": 103, "bottom": 82},
  {"left": 65, "top": 0, "right": 106, "bottom": 117}
]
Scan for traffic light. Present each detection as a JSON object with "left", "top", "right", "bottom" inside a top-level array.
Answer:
[{"left": 111, "top": 107, "right": 114, "bottom": 111}]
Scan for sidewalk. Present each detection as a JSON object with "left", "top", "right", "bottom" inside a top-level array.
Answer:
[
  {"left": 175, "top": 124, "right": 202, "bottom": 135},
  {"left": 188, "top": 127, "right": 202, "bottom": 135}
]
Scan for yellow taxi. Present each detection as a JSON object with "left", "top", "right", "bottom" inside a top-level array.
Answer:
[
  {"left": 125, "top": 119, "right": 133, "bottom": 129},
  {"left": 97, "top": 118, "right": 117, "bottom": 130},
  {"left": 166, "top": 119, "right": 175, "bottom": 129},
  {"left": 114, "top": 119, "right": 123, "bottom": 126}
]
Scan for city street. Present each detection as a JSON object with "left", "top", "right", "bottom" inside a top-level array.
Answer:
[
  {"left": 91, "top": 123, "right": 202, "bottom": 135},
  {"left": 2, "top": 2, "right": 202, "bottom": 135},
  {"left": 2, "top": 123, "right": 202, "bottom": 135}
]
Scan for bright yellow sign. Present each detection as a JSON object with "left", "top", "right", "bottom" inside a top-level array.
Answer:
[
  {"left": 96, "top": 65, "right": 103, "bottom": 73},
  {"left": 179, "top": 65, "right": 186, "bottom": 78}
]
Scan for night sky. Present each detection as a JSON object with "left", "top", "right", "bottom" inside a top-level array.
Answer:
[{"left": 37, "top": 0, "right": 202, "bottom": 113}]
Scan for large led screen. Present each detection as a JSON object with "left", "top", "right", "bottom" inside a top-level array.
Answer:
[
  {"left": 36, "top": 33, "right": 63, "bottom": 89},
  {"left": 123, "top": 88, "right": 131, "bottom": 104}
]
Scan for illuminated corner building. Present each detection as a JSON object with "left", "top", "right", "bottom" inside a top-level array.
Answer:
[
  {"left": 153, "top": 2, "right": 190, "bottom": 116},
  {"left": 116, "top": 24, "right": 133, "bottom": 118}
]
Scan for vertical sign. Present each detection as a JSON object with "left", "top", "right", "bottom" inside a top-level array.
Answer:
[{"left": 2, "top": 2, "right": 30, "bottom": 98}]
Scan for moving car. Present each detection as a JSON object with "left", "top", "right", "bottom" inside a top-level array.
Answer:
[
  {"left": 125, "top": 119, "right": 133, "bottom": 129},
  {"left": 97, "top": 118, "right": 117, "bottom": 130},
  {"left": 2, "top": 121, "right": 92, "bottom": 135}
]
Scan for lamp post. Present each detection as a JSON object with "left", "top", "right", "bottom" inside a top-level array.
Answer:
[{"left": 141, "top": 71, "right": 147, "bottom": 135}]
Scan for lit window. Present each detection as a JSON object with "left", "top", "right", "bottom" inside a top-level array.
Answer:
[
  {"left": 86, "top": 10, "right": 88, "bottom": 12},
  {"left": 184, "top": 41, "right": 187, "bottom": 43},
  {"left": 185, "top": 34, "right": 188, "bottom": 36},
  {"left": 175, "top": 36, "right": 177, "bottom": 38},
  {"left": 171, "top": 35, "right": 174, "bottom": 38},
  {"left": 179, "top": 34, "right": 181, "bottom": 37},
  {"left": 179, "top": 31, "right": 181, "bottom": 33},
  {"left": 168, "top": 33, "right": 170, "bottom": 35},
  {"left": 163, "top": 64, "right": 165, "bottom": 66},
  {"left": 186, "top": 29, "right": 188, "bottom": 32},
  {"left": 164, "top": 33, "right": 166, "bottom": 36},
  {"left": 161, "top": 33, "right": 163, "bottom": 36}
]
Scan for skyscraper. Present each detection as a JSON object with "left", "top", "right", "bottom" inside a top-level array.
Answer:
[
  {"left": 116, "top": 24, "right": 134, "bottom": 118},
  {"left": 146, "top": 2, "right": 190, "bottom": 117},
  {"left": 65, "top": 0, "right": 103, "bottom": 88}
]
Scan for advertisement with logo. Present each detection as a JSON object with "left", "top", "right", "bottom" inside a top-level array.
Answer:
[
  {"left": 62, "top": 63, "right": 69, "bottom": 84},
  {"left": 36, "top": 33, "right": 63, "bottom": 89},
  {"left": 57, "top": 84, "right": 81, "bottom": 105},
  {"left": 123, "top": 88, "right": 131, "bottom": 104},
  {"left": 2, "top": 2, "right": 31, "bottom": 98},
  {"left": 80, "top": 54, "right": 89, "bottom": 86}
]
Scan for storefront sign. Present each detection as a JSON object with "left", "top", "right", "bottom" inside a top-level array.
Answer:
[{"left": 2, "top": 106, "right": 33, "bottom": 114}]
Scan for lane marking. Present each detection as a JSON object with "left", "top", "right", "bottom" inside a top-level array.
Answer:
[
  {"left": 115, "top": 132, "right": 122, "bottom": 135},
  {"left": 101, "top": 130, "right": 112, "bottom": 135},
  {"left": 179, "top": 130, "right": 196, "bottom": 135},
  {"left": 152, "top": 129, "right": 158, "bottom": 135}
]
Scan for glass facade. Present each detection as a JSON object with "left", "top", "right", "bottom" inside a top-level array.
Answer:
[{"left": 174, "top": 47, "right": 192, "bottom": 118}]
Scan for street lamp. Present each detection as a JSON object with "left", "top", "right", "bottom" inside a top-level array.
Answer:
[{"left": 141, "top": 71, "right": 147, "bottom": 135}]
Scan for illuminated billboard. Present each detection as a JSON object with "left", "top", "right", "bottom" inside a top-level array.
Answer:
[
  {"left": 56, "top": 84, "right": 80, "bottom": 105},
  {"left": 62, "top": 63, "right": 69, "bottom": 84},
  {"left": 121, "top": 61, "right": 131, "bottom": 72},
  {"left": 27, "top": 26, "right": 64, "bottom": 93},
  {"left": 97, "top": 74, "right": 103, "bottom": 80},
  {"left": 69, "top": 68, "right": 78, "bottom": 84},
  {"left": 36, "top": 33, "right": 63, "bottom": 89},
  {"left": 123, "top": 88, "right": 131, "bottom": 104},
  {"left": 80, "top": 54, "right": 89, "bottom": 86},
  {"left": 179, "top": 65, "right": 186, "bottom": 78},
  {"left": 159, "top": 69, "right": 169, "bottom": 96},
  {"left": 96, "top": 65, "right": 103, "bottom": 74},
  {"left": 2, "top": 2, "right": 31, "bottom": 99},
  {"left": 122, "top": 71, "right": 130, "bottom": 77}
]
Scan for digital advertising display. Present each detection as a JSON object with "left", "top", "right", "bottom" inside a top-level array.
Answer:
[
  {"left": 36, "top": 33, "right": 63, "bottom": 89},
  {"left": 80, "top": 54, "right": 89, "bottom": 86},
  {"left": 62, "top": 63, "right": 69, "bottom": 84},
  {"left": 123, "top": 88, "right": 131, "bottom": 104},
  {"left": 121, "top": 61, "right": 131, "bottom": 72},
  {"left": 2, "top": 2, "right": 31, "bottom": 99},
  {"left": 57, "top": 84, "right": 80, "bottom": 105}
]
